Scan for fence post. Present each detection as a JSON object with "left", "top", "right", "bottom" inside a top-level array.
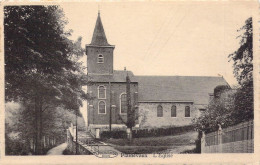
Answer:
[
  {"left": 96, "top": 128, "right": 100, "bottom": 139},
  {"left": 217, "top": 124, "right": 223, "bottom": 153},
  {"left": 201, "top": 131, "right": 205, "bottom": 153}
]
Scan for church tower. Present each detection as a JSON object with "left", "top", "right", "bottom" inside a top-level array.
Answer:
[{"left": 86, "top": 12, "right": 115, "bottom": 75}]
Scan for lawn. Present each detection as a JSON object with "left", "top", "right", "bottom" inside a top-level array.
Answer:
[{"left": 103, "top": 131, "right": 198, "bottom": 154}]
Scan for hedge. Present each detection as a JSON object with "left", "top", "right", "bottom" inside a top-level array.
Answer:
[{"left": 100, "top": 125, "right": 194, "bottom": 139}]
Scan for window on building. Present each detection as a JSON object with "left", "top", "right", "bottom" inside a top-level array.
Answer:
[
  {"left": 98, "top": 101, "right": 106, "bottom": 114},
  {"left": 171, "top": 105, "right": 177, "bottom": 117},
  {"left": 185, "top": 106, "right": 190, "bottom": 117},
  {"left": 98, "top": 86, "right": 106, "bottom": 99},
  {"left": 120, "top": 93, "right": 127, "bottom": 114},
  {"left": 97, "top": 54, "right": 104, "bottom": 63},
  {"left": 157, "top": 105, "right": 163, "bottom": 117}
]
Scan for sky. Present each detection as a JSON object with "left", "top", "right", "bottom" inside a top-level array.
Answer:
[
  {"left": 60, "top": 1, "right": 254, "bottom": 124},
  {"left": 61, "top": 1, "right": 254, "bottom": 87}
]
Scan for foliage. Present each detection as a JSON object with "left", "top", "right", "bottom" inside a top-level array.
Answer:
[
  {"left": 193, "top": 88, "right": 236, "bottom": 133},
  {"left": 229, "top": 17, "right": 252, "bottom": 86},
  {"left": 4, "top": 5, "right": 87, "bottom": 112},
  {"left": 228, "top": 17, "right": 253, "bottom": 123},
  {"left": 214, "top": 85, "right": 230, "bottom": 98},
  {"left": 5, "top": 102, "right": 86, "bottom": 155},
  {"left": 231, "top": 81, "right": 254, "bottom": 123},
  {"left": 117, "top": 73, "right": 139, "bottom": 142},
  {"left": 4, "top": 6, "right": 87, "bottom": 154},
  {"left": 101, "top": 125, "right": 194, "bottom": 139},
  {"left": 194, "top": 17, "right": 253, "bottom": 133}
]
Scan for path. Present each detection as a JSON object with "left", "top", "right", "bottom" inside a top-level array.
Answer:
[{"left": 47, "top": 143, "right": 67, "bottom": 155}]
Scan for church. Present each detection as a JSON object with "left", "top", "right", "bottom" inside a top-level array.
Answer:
[{"left": 86, "top": 12, "right": 229, "bottom": 132}]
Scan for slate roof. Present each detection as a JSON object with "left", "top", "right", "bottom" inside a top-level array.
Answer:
[
  {"left": 89, "top": 13, "right": 111, "bottom": 46},
  {"left": 135, "top": 76, "right": 229, "bottom": 105},
  {"left": 88, "top": 70, "right": 138, "bottom": 83}
]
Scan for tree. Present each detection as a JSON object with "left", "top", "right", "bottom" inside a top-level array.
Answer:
[
  {"left": 229, "top": 17, "right": 252, "bottom": 86},
  {"left": 4, "top": 6, "right": 87, "bottom": 154},
  {"left": 193, "top": 85, "right": 235, "bottom": 133},
  {"left": 228, "top": 17, "right": 253, "bottom": 123},
  {"left": 193, "top": 17, "right": 253, "bottom": 133},
  {"left": 117, "top": 73, "right": 138, "bottom": 141}
]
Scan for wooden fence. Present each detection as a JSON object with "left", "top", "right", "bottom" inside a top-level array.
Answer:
[{"left": 201, "top": 120, "right": 254, "bottom": 153}]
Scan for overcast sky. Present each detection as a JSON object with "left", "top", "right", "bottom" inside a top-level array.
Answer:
[{"left": 61, "top": 1, "right": 254, "bottom": 86}]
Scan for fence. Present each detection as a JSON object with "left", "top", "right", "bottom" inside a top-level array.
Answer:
[
  {"left": 201, "top": 120, "right": 254, "bottom": 153},
  {"left": 66, "top": 123, "right": 93, "bottom": 155}
]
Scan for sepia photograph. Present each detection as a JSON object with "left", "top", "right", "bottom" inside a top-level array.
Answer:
[{"left": 1, "top": 0, "right": 257, "bottom": 163}]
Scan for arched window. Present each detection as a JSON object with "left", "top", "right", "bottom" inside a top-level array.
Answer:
[
  {"left": 97, "top": 54, "right": 104, "bottom": 63},
  {"left": 185, "top": 106, "right": 190, "bottom": 117},
  {"left": 120, "top": 93, "right": 127, "bottom": 114},
  {"left": 171, "top": 105, "right": 177, "bottom": 117},
  {"left": 98, "top": 101, "right": 106, "bottom": 114},
  {"left": 98, "top": 85, "right": 106, "bottom": 99},
  {"left": 157, "top": 105, "right": 163, "bottom": 117}
]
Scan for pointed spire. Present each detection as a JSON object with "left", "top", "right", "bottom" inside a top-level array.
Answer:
[{"left": 90, "top": 12, "right": 110, "bottom": 46}]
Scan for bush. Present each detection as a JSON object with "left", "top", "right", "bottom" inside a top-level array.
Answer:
[
  {"left": 100, "top": 125, "right": 194, "bottom": 139},
  {"left": 101, "top": 130, "right": 127, "bottom": 139}
]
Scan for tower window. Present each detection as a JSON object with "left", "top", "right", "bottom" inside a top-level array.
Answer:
[
  {"left": 98, "top": 101, "right": 106, "bottom": 114},
  {"left": 98, "top": 85, "right": 106, "bottom": 99},
  {"left": 120, "top": 93, "right": 127, "bottom": 114},
  {"left": 157, "top": 105, "right": 163, "bottom": 117},
  {"left": 185, "top": 106, "right": 191, "bottom": 117},
  {"left": 171, "top": 105, "right": 177, "bottom": 117},
  {"left": 97, "top": 54, "right": 104, "bottom": 63}
]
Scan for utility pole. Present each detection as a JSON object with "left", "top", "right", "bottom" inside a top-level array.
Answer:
[
  {"left": 109, "top": 63, "right": 112, "bottom": 132},
  {"left": 75, "top": 95, "right": 78, "bottom": 155},
  {"left": 75, "top": 109, "right": 78, "bottom": 155},
  {"left": 109, "top": 81, "right": 112, "bottom": 132}
]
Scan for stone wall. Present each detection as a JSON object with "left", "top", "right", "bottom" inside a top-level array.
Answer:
[{"left": 139, "top": 102, "right": 200, "bottom": 128}]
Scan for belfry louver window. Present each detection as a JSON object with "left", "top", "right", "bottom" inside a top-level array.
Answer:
[{"left": 98, "top": 54, "right": 104, "bottom": 63}]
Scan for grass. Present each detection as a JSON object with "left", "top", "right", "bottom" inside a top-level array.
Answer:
[{"left": 103, "top": 131, "right": 198, "bottom": 154}]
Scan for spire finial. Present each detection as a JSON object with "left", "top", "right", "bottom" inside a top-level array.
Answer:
[{"left": 98, "top": 5, "right": 100, "bottom": 15}]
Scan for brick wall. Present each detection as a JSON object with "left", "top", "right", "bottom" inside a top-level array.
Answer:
[
  {"left": 138, "top": 102, "right": 200, "bottom": 128},
  {"left": 86, "top": 46, "right": 114, "bottom": 74},
  {"left": 87, "top": 82, "right": 138, "bottom": 126}
]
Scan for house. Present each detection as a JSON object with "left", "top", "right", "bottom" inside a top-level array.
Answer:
[{"left": 86, "top": 12, "right": 229, "bottom": 131}]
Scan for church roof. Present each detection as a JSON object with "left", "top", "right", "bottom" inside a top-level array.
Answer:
[
  {"left": 135, "top": 76, "right": 229, "bottom": 105},
  {"left": 89, "top": 13, "right": 111, "bottom": 46},
  {"left": 88, "top": 70, "right": 138, "bottom": 83}
]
